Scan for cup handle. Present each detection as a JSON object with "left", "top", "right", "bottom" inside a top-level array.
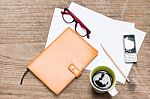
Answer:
[{"left": 108, "top": 87, "right": 118, "bottom": 96}]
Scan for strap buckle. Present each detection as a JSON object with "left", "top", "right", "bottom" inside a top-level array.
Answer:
[{"left": 68, "top": 64, "right": 81, "bottom": 77}]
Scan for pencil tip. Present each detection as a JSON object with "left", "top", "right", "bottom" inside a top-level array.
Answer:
[{"left": 127, "top": 78, "right": 130, "bottom": 83}]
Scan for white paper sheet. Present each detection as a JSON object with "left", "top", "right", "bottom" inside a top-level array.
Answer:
[{"left": 45, "top": 3, "right": 146, "bottom": 83}]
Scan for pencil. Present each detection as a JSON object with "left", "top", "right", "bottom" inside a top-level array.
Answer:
[{"left": 100, "top": 44, "right": 130, "bottom": 83}]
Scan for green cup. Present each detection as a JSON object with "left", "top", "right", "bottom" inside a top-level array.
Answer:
[{"left": 89, "top": 66, "right": 118, "bottom": 96}]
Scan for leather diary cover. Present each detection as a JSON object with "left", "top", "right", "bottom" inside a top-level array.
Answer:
[{"left": 27, "top": 27, "right": 98, "bottom": 94}]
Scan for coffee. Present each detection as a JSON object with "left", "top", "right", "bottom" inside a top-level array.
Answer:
[
  {"left": 92, "top": 71, "right": 113, "bottom": 90},
  {"left": 90, "top": 66, "right": 118, "bottom": 96}
]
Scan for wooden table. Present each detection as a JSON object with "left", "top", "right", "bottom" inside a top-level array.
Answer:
[{"left": 0, "top": 0, "right": 149, "bottom": 99}]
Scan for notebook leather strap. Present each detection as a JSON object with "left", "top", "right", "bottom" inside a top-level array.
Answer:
[{"left": 68, "top": 64, "right": 81, "bottom": 77}]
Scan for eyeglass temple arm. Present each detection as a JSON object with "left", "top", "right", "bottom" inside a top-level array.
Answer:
[
  {"left": 65, "top": 9, "right": 91, "bottom": 31},
  {"left": 62, "top": 8, "right": 91, "bottom": 39}
]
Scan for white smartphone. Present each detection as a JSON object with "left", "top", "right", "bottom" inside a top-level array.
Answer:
[{"left": 123, "top": 35, "right": 137, "bottom": 63}]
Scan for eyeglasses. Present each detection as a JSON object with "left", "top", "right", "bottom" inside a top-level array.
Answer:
[{"left": 61, "top": 8, "right": 91, "bottom": 39}]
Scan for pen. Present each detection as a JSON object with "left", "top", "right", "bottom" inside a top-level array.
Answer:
[{"left": 100, "top": 44, "right": 130, "bottom": 83}]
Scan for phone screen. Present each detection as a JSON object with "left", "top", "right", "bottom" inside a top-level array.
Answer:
[{"left": 124, "top": 35, "right": 136, "bottom": 54}]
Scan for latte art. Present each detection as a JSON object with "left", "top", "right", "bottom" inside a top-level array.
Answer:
[{"left": 92, "top": 71, "right": 113, "bottom": 90}]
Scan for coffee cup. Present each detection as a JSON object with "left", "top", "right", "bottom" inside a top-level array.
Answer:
[{"left": 89, "top": 66, "right": 118, "bottom": 96}]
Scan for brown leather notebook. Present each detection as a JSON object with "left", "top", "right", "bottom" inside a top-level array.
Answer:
[{"left": 27, "top": 27, "right": 98, "bottom": 94}]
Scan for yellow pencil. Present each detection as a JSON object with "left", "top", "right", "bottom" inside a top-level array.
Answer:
[{"left": 100, "top": 44, "right": 130, "bottom": 83}]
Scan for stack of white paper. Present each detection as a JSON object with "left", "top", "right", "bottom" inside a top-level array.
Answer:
[{"left": 45, "top": 2, "right": 146, "bottom": 84}]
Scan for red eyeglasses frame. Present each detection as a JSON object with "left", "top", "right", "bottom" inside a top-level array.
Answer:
[{"left": 61, "top": 8, "right": 91, "bottom": 39}]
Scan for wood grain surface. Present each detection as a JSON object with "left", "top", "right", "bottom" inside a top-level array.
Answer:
[{"left": 0, "top": 0, "right": 150, "bottom": 99}]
